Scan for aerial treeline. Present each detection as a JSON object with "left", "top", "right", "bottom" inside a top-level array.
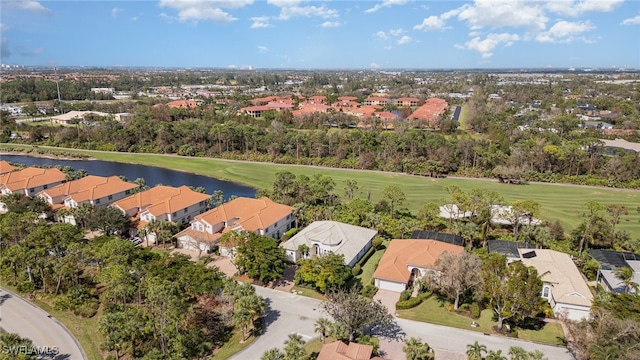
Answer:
[
  {"left": 20, "top": 104, "right": 640, "bottom": 188},
  {"left": 0, "top": 205, "right": 266, "bottom": 359},
  {"left": 0, "top": 79, "right": 115, "bottom": 103}
]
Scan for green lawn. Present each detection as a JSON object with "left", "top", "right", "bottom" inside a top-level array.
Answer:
[
  {"left": 396, "top": 297, "right": 565, "bottom": 346},
  {"left": 211, "top": 329, "right": 257, "bottom": 359},
  {"left": 291, "top": 285, "right": 328, "bottom": 301},
  {"left": 356, "top": 248, "right": 386, "bottom": 287},
  {"left": 3, "top": 144, "right": 640, "bottom": 240}
]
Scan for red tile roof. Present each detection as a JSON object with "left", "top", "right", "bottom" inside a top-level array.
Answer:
[
  {"left": 196, "top": 197, "right": 292, "bottom": 233},
  {"left": 1, "top": 167, "right": 66, "bottom": 192},
  {"left": 408, "top": 98, "right": 448, "bottom": 124},
  {"left": 317, "top": 341, "right": 375, "bottom": 360},
  {"left": 373, "top": 239, "right": 463, "bottom": 283},
  {"left": 41, "top": 175, "right": 137, "bottom": 204},
  {"left": 114, "top": 185, "right": 209, "bottom": 217},
  {"left": 0, "top": 161, "right": 17, "bottom": 175}
]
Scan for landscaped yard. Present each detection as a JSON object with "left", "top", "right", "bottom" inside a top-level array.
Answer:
[
  {"left": 356, "top": 246, "right": 387, "bottom": 287},
  {"left": 396, "top": 296, "right": 565, "bottom": 346},
  {"left": 211, "top": 329, "right": 257, "bottom": 359},
  {"left": 3, "top": 144, "right": 640, "bottom": 240}
]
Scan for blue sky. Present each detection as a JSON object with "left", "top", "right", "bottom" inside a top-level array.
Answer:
[{"left": 1, "top": 0, "right": 639, "bottom": 69}]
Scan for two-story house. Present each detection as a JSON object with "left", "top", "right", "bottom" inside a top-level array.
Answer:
[
  {"left": 1, "top": 167, "right": 67, "bottom": 213},
  {"left": 176, "top": 197, "right": 294, "bottom": 253},
  {"left": 38, "top": 175, "right": 138, "bottom": 224}
]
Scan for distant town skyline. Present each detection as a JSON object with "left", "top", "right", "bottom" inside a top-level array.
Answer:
[{"left": 1, "top": 0, "right": 639, "bottom": 69}]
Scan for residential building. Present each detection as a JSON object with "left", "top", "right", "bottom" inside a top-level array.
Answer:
[
  {"left": 50, "top": 111, "right": 111, "bottom": 125},
  {"left": 363, "top": 96, "right": 390, "bottom": 106},
  {"left": 590, "top": 249, "right": 640, "bottom": 294},
  {"left": 373, "top": 239, "right": 464, "bottom": 292},
  {"left": 393, "top": 97, "right": 420, "bottom": 107},
  {"left": 407, "top": 98, "right": 448, "bottom": 126},
  {"left": 317, "top": 340, "right": 383, "bottom": 360},
  {"left": 518, "top": 249, "right": 593, "bottom": 321},
  {"left": 0, "top": 161, "right": 17, "bottom": 175},
  {"left": 1, "top": 167, "right": 66, "bottom": 197},
  {"left": 176, "top": 197, "right": 294, "bottom": 252},
  {"left": 113, "top": 185, "right": 211, "bottom": 225},
  {"left": 281, "top": 221, "right": 377, "bottom": 267},
  {"left": 38, "top": 175, "right": 138, "bottom": 224}
]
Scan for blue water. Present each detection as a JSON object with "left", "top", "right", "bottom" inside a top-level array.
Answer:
[{"left": 1, "top": 154, "right": 257, "bottom": 199}]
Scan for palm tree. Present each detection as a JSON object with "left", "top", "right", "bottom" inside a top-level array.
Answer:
[
  {"left": 283, "top": 333, "right": 307, "bottom": 360},
  {"left": 527, "top": 350, "right": 548, "bottom": 360},
  {"left": 466, "top": 341, "right": 487, "bottom": 360},
  {"left": 261, "top": 348, "right": 285, "bottom": 360},
  {"left": 486, "top": 349, "right": 507, "bottom": 360},
  {"left": 233, "top": 307, "right": 252, "bottom": 342},
  {"left": 613, "top": 266, "right": 638, "bottom": 294},
  {"left": 508, "top": 346, "right": 529, "bottom": 360},
  {"left": 314, "top": 317, "right": 332, "bottom": 344},
  {"left": 589, "top": 343, "right": 620, "bottom": 360},
  {"left": 403, "top": 337, "right": 434, "bottom": 360}
]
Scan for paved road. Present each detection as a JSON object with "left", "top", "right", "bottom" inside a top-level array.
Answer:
[
  {"left": 231, "top": 286, "right": 575, "bottom": 360},
  {"left": 231, "top": 286, "right": 324, "bottom": 359},
  {"left": 0, "top": 287, "right": 86, "bottom": 360}
]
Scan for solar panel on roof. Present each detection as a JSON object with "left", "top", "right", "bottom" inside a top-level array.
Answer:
[
  {"left": 522, "top": 251, "right": 537, "bottom": 258},
  {"left": 410, "top": 230, "right": 465, "bottom": 246}
]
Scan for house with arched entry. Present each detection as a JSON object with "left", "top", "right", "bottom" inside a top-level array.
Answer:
[
  {"left": 373, "top": 239, "right": 464, "bottom": 292},
  {"left": 281, "top": 221, "right": 377, "bottom": 267}
]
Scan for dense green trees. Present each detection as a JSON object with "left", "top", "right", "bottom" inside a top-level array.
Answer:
[
  {"left": 482, "top": 253, "right": 543, "bottom": 330},
  {"left": 321, "top": 287, "right": 395, "bottom": 342},
  {"left": 234, "top": 233, "right": 288, "bottom": 284},
  {"left": 295, "top": 252, "right": 352, "bottom": 293}
]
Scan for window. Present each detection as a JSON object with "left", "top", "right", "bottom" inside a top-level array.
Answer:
[
  {"left": 125, "top": 190, "right": 131, "bottom": 195},
  {"left": 108, "top": 195, "right": 113, "bottom": 200},
  {"left": 542, "top": 286, "right": 550, "bottom": 299},
  {"left": 95, "top": 199, "right": 101, "bottom": 204},
  {"left": 172, "top": 212, "right": 177, "bottom": 217},
  {"left": 30, "top": 188, "right": 34, "bottom": 193},
  {"left": 184, "top": 208, "right": 188, "bottom": 214},
  {"left": 274, "top": 221, "right": 278, "bottom": 227},
  {"left": 43, "top": 185, "right": 48, "bottom": 189}
]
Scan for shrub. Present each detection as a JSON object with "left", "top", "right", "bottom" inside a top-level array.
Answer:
[
  {"left": 471, "top": 302, "right": 481, "bottom": 318},
  {"left": 372, "top": 237, "right": 383, "bottom": 250},
  {"left": 360, "top": 285, "right": 378, "bottom": 298},
  {"left": 418, "top": 291, "right": 432, "bottom": 300},
  {"left": 357, "top": 246, "right": 376, "bottom": 267},
  {"left": 399, "top": 290, "right": 412, "bottom": 302},
  {"left": 352, "top": 264, "right": 362, "bottom": 276},
  {"left": 396, "top": 297, "right": 423, "bottom": 310}
]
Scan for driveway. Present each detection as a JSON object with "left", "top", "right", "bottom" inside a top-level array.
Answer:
[
  {"left": 0, "top": 287, "right": 86, "bottom": 360},
  {"left": 232, "top": 286, "right": 575, "bottom": 360},
  {"left": 374, "top": 289, "right": 401, "bottom": 316}
]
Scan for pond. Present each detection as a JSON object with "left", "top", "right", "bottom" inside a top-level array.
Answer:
[{"left": 1, "top": 154, "right": 257, "bottom": 199}]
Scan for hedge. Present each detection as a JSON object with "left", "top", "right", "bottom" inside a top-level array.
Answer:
[{"left": 396, "top": 296, "right": 423, "bottom": 310}]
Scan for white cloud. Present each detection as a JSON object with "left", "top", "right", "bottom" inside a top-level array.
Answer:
[
  {"left": 321, "top": 21, "right": 340, "bottom": 28},
  {"left": 457, "top": 0, "right": 548, "bottom": 32},
  {"left": 397, "top": 35, "right": 412, "bottom": 45},
  {"left": 389, "top": 28, "right": 405, "bottom": 36},
  {"left": 131, "top": 16, "right": 138, "bottom": 21},
  {"left": 535, "top": 20, "right": 594, "bottom": 43},
  {"left": 456, "top": 32, "right": 520, "bottom": 58},
  {"left": 158, "top": 0, "right": 253, "bottom": 23},
  {"left": 266, "top": 0, "right": 338, "bottom": 20},
  {"left": 544, "top": 0, "right": 623, "bottom": 16},
  {"left": 370, "top": 62, "right": 381, "bottom": 68},
  {"left": 375, "top": 31, "right": 389, "bottom": 40},
  {"left": 250, "top": 16, "right": 272, "bottom": 28},
  {"left": 414, "top": 15, "right": 448, "bottom": 31},
  {"left": 365, "top": 0, "right": 407, "bottom": 14},
  {"left": 622, "top": 15, "right": 640, "bottom": 25},
  {"left": 257, "top": 46, "right": 269, "bottom": 53},
  {"left": 8, "top": 0, "right": 52, "bottom": 15},
  {"left": 111, "top": 7, "right": 124, "bottom": 17}
]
